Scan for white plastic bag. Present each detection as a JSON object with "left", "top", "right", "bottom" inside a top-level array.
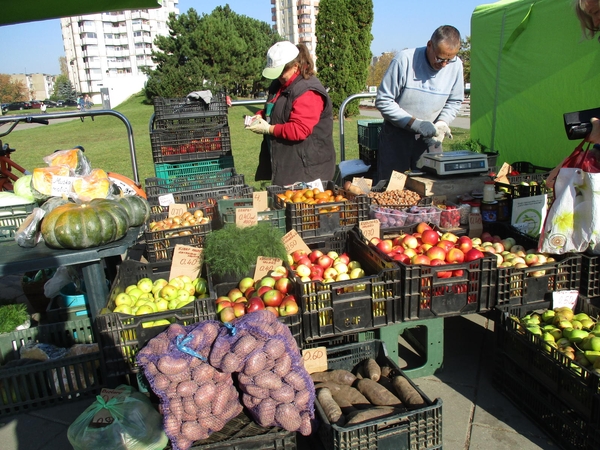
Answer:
[{"left": 44, "top": 266, "right": 77, "bottom": 299}]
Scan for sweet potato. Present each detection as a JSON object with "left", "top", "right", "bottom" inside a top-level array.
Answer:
[
  {"left": 363, "top": 358, "right": 381, "bottom": 381},
  {"left": 313, "top": 381, "right": 343, "bottom": 392},
  {"left": 392, "top": 375, "right": 426, "bottom": 410},
  {"left": 345, "top": 406, "right": 400, "bottom": 426},
  {"left": 380, "top": 365, "right": 394, "bottom": 378},
  {"left": 317, "top": 387, "right": 345, "bottom": 426},
  {"left": 355, "top": 378, "right": 403, "bottom": 407},
  {"left": 331, "top": 385, "right": 370, "bottom": 414},
  {"left": 311, "top": 369, "right": 356, "bottom": 386}
]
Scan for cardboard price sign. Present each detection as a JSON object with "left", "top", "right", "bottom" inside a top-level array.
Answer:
[
  {"left": 468, "top": 213, "right": 483, "bottom": 238},
  {"left": 169, "top": 245, "right": 203, "bottom": 280},
  {"left": 352, "top": 177, "right": 372, "bottom": 189},
  {"left": 359, "top": 219, "right": 380, "bottom": 241},
  {"left": 282, "top": 229, "right": 311, "bottom": 254},
  {"left": 552, "top": 290, "right": 579, "bottom": 311},
  {"left": 254, "top": 256, "right": 283, "bottom": 281},
  {"left": 253, "top": 191, "right": 269, "bottom": 212},
  {"left": 386, "top": 170, "right": 407, "bottom": 191},
  {"left": 236, "top": 207, "right": 258, "bottom": 228},
  {"left": 50, "top": 175, "right": 75, "bottom": 197},
  {"left": 301, "top": 346, "right": 328, "bottom": 374},
  {"left": 168, "top": 203, "right": 187, "bottom": 217},
  {"left": 158, "top": 193, "right": 175, "bottom": 207}
]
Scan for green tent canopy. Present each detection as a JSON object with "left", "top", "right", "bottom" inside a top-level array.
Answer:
[
  {"left": 470, "top": 0, "right": 600, "bottom": 169},
  {"left": 1, "top": 0, "right": 162, "bottom": 26}
]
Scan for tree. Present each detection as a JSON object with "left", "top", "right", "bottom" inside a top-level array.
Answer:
[
  {"left": 52, "top": 74, "right": 75, "bottom": 101},
  {"left": 316, "top": 0, "right": 374, "bottom": 117},
  {"left": 458, "top": 36, "right": 470, "bottom": 84},
  {"left": 144, "top": 6, "right": 280, "bottom": 99},
  {"left": 366, "top": 51, "right": 397, "bottom": 88},
  {"left": 0, "top": 74, "right": 26, "bottom": 103}
]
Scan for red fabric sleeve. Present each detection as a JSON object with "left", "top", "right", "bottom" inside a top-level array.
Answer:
[{"left": 272, "top": 90, "right": 325, "bottom": 141}]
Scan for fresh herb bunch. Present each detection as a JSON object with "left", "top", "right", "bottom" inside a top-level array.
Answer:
[
  {"left": 0, "top": 303, "right": 29, "bottom": 334},
  {"left": 204, "top": 223, "right": 287, "bottom": 278}
]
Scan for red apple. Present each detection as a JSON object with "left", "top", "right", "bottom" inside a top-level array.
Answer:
[
  {"left": 246, "top": 297, "right": 266, "bottom": 313},
  {"left": 437, "top": 240, "right": 455, "bottom": 253},
  {"left": 232, "top": 302, "right": 246, "bottom": 317},
  {"left": 265, "top": 306, "right": 280, "bottom": 317},
  {"left": 403, "top": 248, "right": 417, "bottom": 259},
  {"left": 446, "top": 248, "right": 465, "bottom": 264},
  {"left": 456, "top": 236, "right": 473, "bottom": 254},
  {"left": 279, "top": 295, "right": 299, "bottom": 316},
  {"left": 219, "top": 306, "right": 235, "bottom": 323},
  {"left": 274, "top": 277, "right": 292, "bottom": 295},
  {"left": 421, "top": 229, "right": 440, "bottom": 246},
  {"left": 244, "top": 287, "right": 256, "bottom": 299},
  {"left": 216, "top": 301, "right": 233, "bottom": 313},
  {"left": 402, "top": 235, "right": 419, "bottom": 249},
  {"left": 412, "top": 254, "right": 431, "bottom": 265},
  {"left": 291, "top": 250, "right": 307, "bottom": 263},
  {"left": 390, "top": 245, "right": 404, "bottom": 254},
  {"left": 337, "top": 253, "right": 351, "bottom": 265},
  {"left": 227, "top": 288, "right": 244, "bottom": 302},
  {"left": 295, "top": 264, "right": 312, "bottom": 278},
  {"left": 310, "top": 265, "right": 324, "bottom": 279},
  {"left": 370, "top": 237, "right": 381, "bottom": 246},
  {"left": 296, "top": 256, "right": 311, "bottom": 267},
  {"left": 392, "top": 253, "right": 410, "bottom": 264},
  {"left": 317, "top": 255, "right": 334, "bottom": 269},
  {"left": 256, "top": 285, "right": 272, "bottom": 297},
  {"left": 480, "top": 231, "right": 493, "bottom": 242},
  {"left": 416, "top": 222, "right": 432, "bottom": 234},
  {"left": 308, "top": 250, "right": 324, "bottom": 263},
  {"left": 430, "top": 258, "right": 452, "bottom": 278},
  {"left": 216, "top": 296, "right": 231, "bottom": 304},
  {"left": 426, "top": 246, "right": 447, "bottom": 261},
  {"left": 452, "top": 269, "right": 464, "bottom": 277},
  {"left": 464, "top": 248, "right": 485, "bottom": 262},
  {"left": 377, "top": 239, "right": 393, "bottom": 253},
  {"left": 262, "top": 289, "right": 284, "bottom": 307}
]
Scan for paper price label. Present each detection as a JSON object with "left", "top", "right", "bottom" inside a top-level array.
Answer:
[
  {"left": 359, "top": 219, "right": 380, "bottom": 241},
  {"left": 552, "top": 290, "right": 579, "bottom": 311},
  {"left": 352, "top": 177, "right": 372, "bottom": 189},
  {"left": 468, "top": 213, "right": 483, "bottom": 238},
  {"left": 386, "top": 170, "right": 407, "bottom": 191},
  {"left": 236, "top": 207, "right": 258, "bottom": 228},
  {"left": 169, "top": 245, "right": 203, "bottom": 280},
  {"left": 282, "top": 229, "right": 311, "bottom": 254},
  {"left": 254, "top": 256, "right": 283, "bottom": 281},
  {"left": 253, "top": 191, "right": 268, "bottom": 212},
  {"left": 302, "top": 346, "right": 328, "bottom": 374},
  {"left": 50, "top": 175, "right": 75, "bottom": 197},
  {"left": 91, "top": 388, "right": 128, "bottom": 427},
  {"left": 168, "top": 203, "right": 187, "bottom": 217},
  {"left": 159, "top": 193, "right": 175, "bottom": 207},
  {"left": 306, "top": 178, "right": 325, "bottom": 192},
  {"left": 432, "top": 195, "right": 447, "bottom": 205}
]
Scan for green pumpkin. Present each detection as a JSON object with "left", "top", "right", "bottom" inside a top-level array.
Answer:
[
  {"left": 41, "top": 198, "right": 130, "bottom": 249},
  {"left": 116, "top": 195, "right": 150, "bottom": 227}
]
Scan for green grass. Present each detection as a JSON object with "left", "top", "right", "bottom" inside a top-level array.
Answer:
[{"left": 3, "top": 93, "right": 470, "bottom": 191}]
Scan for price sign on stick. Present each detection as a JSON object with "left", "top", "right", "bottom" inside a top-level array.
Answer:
[
  {"left": 253, "top": 191, "right": 268, "bottom": 212},
  {"left": 282, "top": 229, "right": 311, "bottom": 254},
  {"left": 170, "top": 245, "right": 203, "bottom": 280},
  {"left": 359, "top": 219, "right": 380, "bottom": 241},
  {"left": 236, "top": 207, "right": 258, "bottom": 228},
  {"left": 168, "top": 203, "right": 187, "bottom": 217},
  {"left": 302, "top": 346, "right": 328, "bottom": 374},
  {"left": 254, "top": 256, "right": 283, "bottom": 281},
  {"left": 386, "top": 170, "right": 407, "bottom": 191}
]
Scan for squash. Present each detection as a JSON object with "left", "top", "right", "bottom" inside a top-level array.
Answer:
[
  {"left": 72, "top": 169, "right": 111, "bottom": 202},
  {"left": 43, "top": 148, "right": 90, "bottom": 175},
  {"left": 41, "top": 198, "right": 130, "bottom": 249},
  {"left": 40, "top": 196, "right": 72, "bottom": 213},
  {"left": 116, "top": 195, "right": 150, "bottom": 227},
  {"left": 31, "top": 166, "right": 70, "bottom": 201}
]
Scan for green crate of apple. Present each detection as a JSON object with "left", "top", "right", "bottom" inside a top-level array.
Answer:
[
  {"left": 515, "top": 306, "right": 600, "bottom": 373},
  {"left": 111, "top": 275, "right": 209, "bottom": 316},
  {"left": 216, "top": 269, "right": 298, "bottom": 323}
]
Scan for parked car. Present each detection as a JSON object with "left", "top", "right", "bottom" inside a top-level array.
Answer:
[
  {"left": 42, "top": 100, "right": 57, "bottom": 108},
  {"left": 0, "top": 103, "right": 8, "bottom": 113},
  {"left": 5, "top": 101, "right": 32, "bottom": 111},
  {"left": 57, "top": 99, "right": 78, "bottom": 107},
  {"left": 30, "top": 100, "right": 42, "bottom": 109}
]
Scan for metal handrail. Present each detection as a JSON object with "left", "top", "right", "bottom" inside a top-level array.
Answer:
[
  {"left": 0, "top": 109, "right": 140, "bottom": 182},
  {"left": 338, "top": 92, "right": 377, "bottom": 162}
]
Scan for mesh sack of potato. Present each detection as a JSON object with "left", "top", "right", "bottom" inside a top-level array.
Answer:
[
  {"left": 137, "top": 321, "right": 242, "bottom": 450},
  {"left": 209, "top": 310, "right": 315, "bottom": 435}
]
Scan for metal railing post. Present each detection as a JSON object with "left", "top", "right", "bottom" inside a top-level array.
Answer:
[{"left": 339, "top": 93, "right": 376, "bottom": 162}]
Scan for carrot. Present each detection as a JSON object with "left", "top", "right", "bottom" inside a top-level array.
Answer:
[
  {"left": 391, "top": 375, "right": 427, "bottom": 410},
  {"left": 317, "top": 387, "right": 345, "bottom": 426}
]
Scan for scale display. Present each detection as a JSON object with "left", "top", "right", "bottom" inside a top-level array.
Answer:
[{"left": 421, "top": 150, "right": 488, "bottom": 176}]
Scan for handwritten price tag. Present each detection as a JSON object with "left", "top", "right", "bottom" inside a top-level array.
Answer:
[
  {"left": 352, "top": 177, "right": 373, "bottom": 189},
  {"left": 170, "top": 245, "right": 203, "bottom": 280},
  {"left": 253, "top": 191, "right": 269, "bottom": 212},
  {"left": 552, "top": 290, "right": 579, "bottom": 311},
  {"left": 306, "top": 178, "right": 325, "bottom": 192},
  {"left": 301, "top": 346, "right": 328, "bottom": 374},
  {"left": 50, "top": 175, "right": 75, "bottom": 197},
  {"left": 254, "top": 256, "right": 284, "bottom": 281},
  {"left": 168, "top": 203, "right": 187, "bottom": 217},
  {"left": 386, "top": 170, "right": 407, "bottom": 191},
  {"left": 236, "top": 207, "right": 258, "bottom": 228},
  {"left": 359, "top": 219, "right": 380, "bottom": 241},
  {"left": 90, "top": 388, "right": 128, "bottom": 427},
  {"left": 432, "top": 195, "right": 447, "bottom": 205},
  {"left": 159, "top": 193, "right": 175, "bottom": 207},
  {"left": 282, "top": 229, "right": 311, "bottom": 254},
  {"left": 468, "top": 213, "right": 483, "bottom": 238}
]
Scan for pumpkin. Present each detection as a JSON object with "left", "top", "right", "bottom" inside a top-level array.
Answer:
[
  {"left": 72, "top": 169, "right": 111, "bottom": 202},
  {"left": 116, "top": 195, "right": 150, "bottom": 227},
  {"left": 31, "top": 166, "right": 70, "bottom": 201},
  {"left": 40, "top": 196, "right": 72, "bottom": 213},
  {"left": 43, "top": 148, "right": 90, "bottom": 175},
  {"left": 41, "top": 198, "right": 130, "bottom": 249}
]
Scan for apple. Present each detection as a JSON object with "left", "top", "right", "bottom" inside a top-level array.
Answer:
[
  {"left": 464, "top": 248, "right": 485, "bottom": 262},
  {"left": 480, "top": 231, "right": 493, "bottom": 242},
  {"left": 291, "top": 250, "right": 307, "bottom": 263},
  {"left": 327, "top": 251, "right": 339, "bottom": 260},
  {"left": 113, "top": 304, "right": 133, "bottom": 314},
  {"left": 452, "top": 269, "right": 464, "bottom": 277},
  {"left": 115, "top": 292, "right": 133, "bottom": 307},
  {"left": 437, "top": 240, "right": 455, "bottom": 253},
  {"left": 393, "top": 253, "right": 410, "bottom": 264},
  {"left": 317, "top": 255, "right": 334, "bottom": 269},
  {"left": 156, "top": 299, "right": 169, "bottom": 312},
  {"left": 256, "top": 285, "right": 272, "bottom": 297},
  {"left": 246, "top": 297, "right": 266, "bottom": 313},
  {"left": 510, "top": 245, "right": 526, "bottom": 254},
  {"left": 310, "top": 265, "right": 324, "bottom": 279},
  {"left": 370, "top": 237, "right": 381, "bottom": 246},
  {"left": 491, "top": 242, "right": 504, "bottom": 254},
  {"left": 514, "top": 262, "right": 528, "bottom": 269},
  {"left": 127, "top": 287, "right": 145, "bottom": 300},
  {"left": 308, "top": 250, "right": 324, "bottom": 264},
  {"left": 270, "top": 265, "right": 288, "bottom": 281},
  {"left": 441, "top": 232, "right": 459, "bottom": 243},
  {"left": 412, "top": 254, "right": 431, "bottom": 265},
  {"left": 228, "top": 288, "right": 244, "bottom": 302},
  {"left": 295, "top": 264, "right": 312, "bottom": 278},
  {"left": 501, "top": 237, "right": 516, "bottom": 251},
  {"left": 233, "top": 302, "right": 246, "bottom": 317},
  {"left": 152, "top": 278, "right": 169, "bottom": 294},
  {"left": 176, "top": 289, "right": 191, "bottom": 302},
  {"left": 348, "top": 260, "right": 362, "bottom": 270},
  {"left": 421, "top": 229, "right": 440, "bottom": 246},
  {"left": 296, "top": 256, "right": 312, "bottom": 267},
  {"left": 471, "top": 237, "right": 482, "bottom": 246},
  {"left": 336, "top": 273, "right": 350, "bottom": 281},
  {"left": 403, "top": 248, "right": 417, "bottom": 259},
  {"left": 426, "top": 246, "right": 446, "bottom": 261},
  {"left": 349, "top": 267, "right": 365, "bottom": 279},
  {"left": 137, "top": 278, "right": 154, "bottom": 293},
  {"left": 274, "top": 277, "right": 292, "bottom": 294},
  {"left": 402, "top": 235, "right": 419, "bottom": 249},
  {"left": 265, "top": 306, "right": 280, "bottom": 317},
  {"left": 243, "top": 286, "right": 256, "bottom": 299},
  {"left": 512, "top": 256, "right": 526, "bottom": 265},
  {"left": 456, "top": 236, "right": 473, "bottom": 253},
  {"left": 446, "top": 248, "right": 465, "bottom": 264},
  {"left": 337, "top": 253, "right": 351, "bottom": 265},
  {"left": 136, "top": 304, "right": 154, "bottom": 315},
  {"left": 125, "top": 284, "right": 138, "bottom": 294},
  {"left": 333, "top": 262, "right": 349, "bottom": 274},
  {"left": 263, "top": 289, "right": 284, "bottom": 307},
  {"left": 529, "top": 262, "right": 546, "bottom": 277},
  {"left": 377, "top": 239, "right": 393, "bottom": 253},
  {"left": 238, "top": 277, "right": 255, "bottom": 294},
  {"left": 216, "top": 296, "right": 231, "bottom": 304},
  {"left": 169, "top": 277, "right": 185, "bottom": 290},
  {"left": 219, "top": 306, "right": 236, "bottom": 323},
  {"left": 323, "top": 267, "right": 339, "bottom": 280},
  {"left": 159, "top": 285, "right": 179, "bottom": 301},
  {"left": 524, "top": 253, "right": 539, "bottom": 266},
  {"left": 257, "top": 276, "right": 276, "bottom": 288},
  {"left": 537, "top": 254, "right": 547, "bottom": 264},
  {"left": 279, "top": 296, "right": 299, "bottom": 316},
  {"left": 416, "top": 222, "right": 432, "bottom": 233}
]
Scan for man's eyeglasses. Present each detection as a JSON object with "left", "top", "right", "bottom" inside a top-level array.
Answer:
[{"left": 435, "top": 55, "right": 457, "bottom": 64}]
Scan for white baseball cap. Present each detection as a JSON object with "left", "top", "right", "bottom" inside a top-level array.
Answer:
[{"left": 262, "top": 41, "right": 299, "bottom": 79}]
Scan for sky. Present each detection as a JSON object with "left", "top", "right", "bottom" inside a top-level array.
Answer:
[{"left": 0, "top": 0, "right": 489, "bottom": 75}]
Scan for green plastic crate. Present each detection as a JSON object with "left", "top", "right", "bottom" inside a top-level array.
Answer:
[
  {"left": 0, "top": 202, "right": 36, "bottom": 242},
  {"left": 154, "top": 155, "right": 235, "bottom": 179},
  {"left": 358, "top": 119, "right": 384, "bottom": 151}
]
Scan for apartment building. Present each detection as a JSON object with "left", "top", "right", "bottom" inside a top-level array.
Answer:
[
  {"left": 60, "top": 1, "right": 179, "bottom": 107},
  {"left": 9, "top": 73, "right": 56, "bottom": 101},
  {"left": 271, "top": 0, "right": 319, "bottom": 64}
]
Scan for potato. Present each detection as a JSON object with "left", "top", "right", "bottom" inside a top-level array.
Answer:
[
  {"left": 294, "top": 389, "right": 311, "bottom": 409},
  {"left": 193, "top": 382, "right": 217, "bottom": 407},
  {"left": 172, "top": 436, "right": 192, "bottom": 450},
  {"left": 311, "top": 369, "right": 356, "bottom": 386},
  {"left": 284, "top": 371, "right": 307, "bottom": 391},
  {"left": 232, "top": 335, "right": 259, "bottom": 358},
  {"left": 183, "top": 397, "right": 197, "bottom": 415},
  {"left": 191, "top": 362, "right": 215, "bottom": 382},
  {"left": 243, "top": 392, "right": 262, "bottom": 407},
  {"left": 220, "top": 352, "right": 244, "bottom": 373},
  {"left": 163, "top": 414, "right": 180, "bottom": 437},
  {"left": 244, "top": 384, "right": 271, "bottom": 399},
  {"left": 276, "top": 403, "right": 302, "bottom": 431},
  {"left": 157, "top": 355, "right": 188, "bottom": 375},
  {"left": 243, "top": 350, "right": 267, "bottom": 376},
  {"left": 211, "top": 390, "right": 229, "bottom": 416},
  {"left": 392, "top": 375, "right": 427, "bottom": 410},
  {"left": 363, "top": 358, "right": 381, "bottom": 381},
  {"left": 345, "top": 406, "right": 399, "bottom": 426},
  {"left": 355, "top": 378, "right": 403, "bottom": 407},
  {"left": 317, "top": 387, "right": 344, "bottom": 426},
  {"left": 166, "top": 323, "right": 187, "bottom": 340},
  {"left": 273, "top": 353, "right": 292, "bottom": 377},
  {"left": 299, "top": 411, "right": 313, "bottom": 436},
  {"left": 256, "top": 398, "right": 277, "bottom": 426},
  {"left": 181, "top": 420, "right": 209, "bottom": 441},
  {"left": 199, "top": 415, "right": 225, "bottom": 432},
  {"left": 264, "top": 338, "right": 286, "bottom": 360},
  {"left": 254, "top": 371, "right": 283, "bottom": 390},
  {"left": 176, "top": 380, "right": 197, "bottom": 398},
  {"left": 152, "top": 373, "right": 171, "bottom": 391},
  {"left": 270, "top": 383, "right": 295, "bottom": 403}
]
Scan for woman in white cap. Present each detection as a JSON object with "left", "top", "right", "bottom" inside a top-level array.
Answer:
[{"left": 247, "top": 41, "right": 336, "bottom": 186}]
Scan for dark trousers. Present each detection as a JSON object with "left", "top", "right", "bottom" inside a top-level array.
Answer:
[{"left": 377, "top": 121, "right": 428, "bottom": 181}]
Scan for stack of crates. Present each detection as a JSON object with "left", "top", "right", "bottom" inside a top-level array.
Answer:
[{"left": 357, "top": 119, "right": 383, "bottom": 172}]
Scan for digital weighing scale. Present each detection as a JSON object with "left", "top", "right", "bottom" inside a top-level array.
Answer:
[{"left": 421, "top": 150, "right": 488, "bottom": 176}]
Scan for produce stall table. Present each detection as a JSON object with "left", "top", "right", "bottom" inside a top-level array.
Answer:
[{"left": 0, "top": 226, "right": 141, "bottom": 321}]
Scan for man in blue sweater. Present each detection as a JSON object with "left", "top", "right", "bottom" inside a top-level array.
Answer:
[{"left": 375, "top": 25, "right": 464, "bottom": 181}]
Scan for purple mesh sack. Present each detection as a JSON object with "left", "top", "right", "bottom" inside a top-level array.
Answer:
[
  {"left": 137, "top": 321, "right": 242, "bottom": 450},
  {"left": 209, "top": 310, "right": 315, "bottom": 435}
]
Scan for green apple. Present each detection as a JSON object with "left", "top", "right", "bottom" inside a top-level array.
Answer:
[
  {"left": 168, "top": 299, "right": 180, "bottom": 310},
  {"left": 183, "top": 282, "right": 196, "bottom": 296},
  {"left": 168, "top": 277, "right": 185, "bottom": 290},
  {"left": 176, "top": 289, "right": 191, "bottom": 302},
  {"left": 152, "top": 279, "right": 169, "bottom": 294},
  {"left": 141, "top": 321, "right": 155, "bottom": 328},
  {"left": 134, "top": 298, "right": 149, "bottom": 308},
  {"left": 156, "top": 299, "right": 169, "bottom": 312},
  {"left": 114, "top": 292, "right": 133, "bottom": 307},
  {"left": 176, "top": 298, "right": 194, "bottom": 309},
  {"left": 113, "top": 304, "right": 132, "bottom": 315},
  {"left": 160, "top": 284, "right": 179, "bottom": 301},
  {"left": 154, "top": 319, "right": 171, "bottom": 326},
  {"left": 127, "top": 287, "right": 144, "bottom": 300},
  {"left": 125, "top": 284, "right": 138, "bottom": 294},
  {"left": 137, "top": 277, "right": 154, "bottom": 293},
  {"left": 177, "top": 275, "right": 192, "bottom": 285},
  {"left": 136, "top": 305, "right": 154, "bottom": 315}
]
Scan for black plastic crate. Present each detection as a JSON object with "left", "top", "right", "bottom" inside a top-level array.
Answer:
[
  {"left": 145, "top": 169, "right": 242, "bottom": 198},
  {"left": 153, "top": 114, "right": 228, "bottom": 131},
  {"left": 357, "top": 119, "right": 383, "bottom": 151},
  {"left": 147, "top": 184, "right": 253, "bottom": 208},
  {"left": 294, "top": 229, "right": 401, "bottom": 342},
  {"left": 217, "top": 197, "right": 286, "bottom": 233},
  {"left": 511, "top": 161, "right": 552, "bottom": 174},
  {"left": 314, "top": 340, "right": 442, "bottom": 450},
  {"left": 268, "top": 182, "right": 370, "bottom": 239},
  {"left": 149, "top": 204, "right": 216, "bottom": 227},
  {"left": 154, "top": 93, "right": 228, "bottom": 121},
  {"left": 359, "top": 143, "right": 377, "bottom": 169},
  {"left": 582, "top": 253, "right": 600, "bottom": 298},
  {"left": 96, "top": 260, "right": 216, "bottom": 377},
  {"left": 45, "top": 295, "right": 89, "bottom": 323},
  {"left": 150, "top": 125, "right": 232, "bottom": 164},
  {"left": 213, "top": 282, "right": 302, "bottom": 348},
  {"left": 0, "top": 318, "right": 102, "bottom": 417},
  {"left": 144, "top": 222, "right": 212, "bottom": 263},
  {"left": 494, "top": 351, "right": 600, "bottom": 450}
]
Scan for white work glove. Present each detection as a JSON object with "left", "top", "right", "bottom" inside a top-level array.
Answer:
[
  {"left": 247, "top": 117, "right": 271, "bottom": 135},
  {"left": 425, "top": 121, "right": 454, "bottom": 148},
  {"left": 409, "top": 119, "right": 437, "bottom": 138}
]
